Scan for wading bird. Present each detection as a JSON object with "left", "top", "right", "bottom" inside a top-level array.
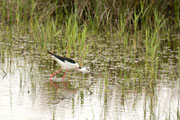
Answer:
[{"left": 47, "top": 51, "right": 90, "bottom": 88}]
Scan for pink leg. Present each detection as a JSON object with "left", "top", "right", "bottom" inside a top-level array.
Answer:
[
  {"left": 50, "top": 68, "right": 62, "bottom": 88},
  {"left": 62, "top": 70, "right": 68, "bottom": 80}
]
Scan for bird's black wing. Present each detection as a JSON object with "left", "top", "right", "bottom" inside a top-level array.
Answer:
[{"left": 47, "top": 51, "right": 76, "bottom": 64}]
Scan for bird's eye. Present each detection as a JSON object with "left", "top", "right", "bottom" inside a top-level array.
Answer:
[{"left": 86, "top": 67, "right": 90, "bottom": 71}]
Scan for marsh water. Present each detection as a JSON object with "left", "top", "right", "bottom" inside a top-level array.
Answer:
[{"left": 0, "top": 36, "right": 180, "bottom": 120}]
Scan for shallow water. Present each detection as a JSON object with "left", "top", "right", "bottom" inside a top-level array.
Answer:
[{"left": 0, "top": 37, "right": 180, "bottom": 120}]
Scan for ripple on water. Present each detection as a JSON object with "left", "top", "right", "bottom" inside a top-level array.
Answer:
[{"left": 0, "top": 38, "right": 180, "bottom": 119}]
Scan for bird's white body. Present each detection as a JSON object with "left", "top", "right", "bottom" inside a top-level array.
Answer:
[
  {"left": 51, "top": 56, "right": 79, "bottom": 70},
  {"left": 49, "top": 52, "right": 90, "bottom": 74}
]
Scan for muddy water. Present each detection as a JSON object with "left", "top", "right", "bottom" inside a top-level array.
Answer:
[{"left": 0, "top": 38, "right": 180, "bottom": 120}]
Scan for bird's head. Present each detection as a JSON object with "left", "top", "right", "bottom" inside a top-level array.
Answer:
[{"left": 78, "top": 67, "right": 90, "bottom": 74}]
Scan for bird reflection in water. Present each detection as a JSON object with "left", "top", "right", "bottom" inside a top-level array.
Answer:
[{"left": 45, "top": 80, "right": 93, "bottom": 103}]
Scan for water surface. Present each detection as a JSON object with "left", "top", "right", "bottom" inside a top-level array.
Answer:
[{"left": 0, "top": 37, "right": 180, "bottom": 120}]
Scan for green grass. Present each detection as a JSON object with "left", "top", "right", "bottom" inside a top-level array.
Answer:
[
  {"left": 174, "top": 0, "right": 180, "bottom": 26},
  {"left": 0, "top": 1, "right": 179, "bottom": 119},
  {"left": 178, "top": 48, "right": 180, "bottom": 69},
  {"left": 0, "top": 0, "right": 179, "bottom": 79}
]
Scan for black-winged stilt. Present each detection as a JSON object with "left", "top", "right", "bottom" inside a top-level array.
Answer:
[{"left": 47, "top": 51, "right": 90, "bottom": 88}]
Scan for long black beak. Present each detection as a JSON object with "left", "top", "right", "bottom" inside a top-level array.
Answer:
[{"left": 90, "top": 72, "right": 95, "bottom": 77}]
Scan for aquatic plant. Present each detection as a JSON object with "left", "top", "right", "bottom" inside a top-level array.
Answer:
[{"left": 178, "top": 48, "right": 180, "bottom": 69}]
